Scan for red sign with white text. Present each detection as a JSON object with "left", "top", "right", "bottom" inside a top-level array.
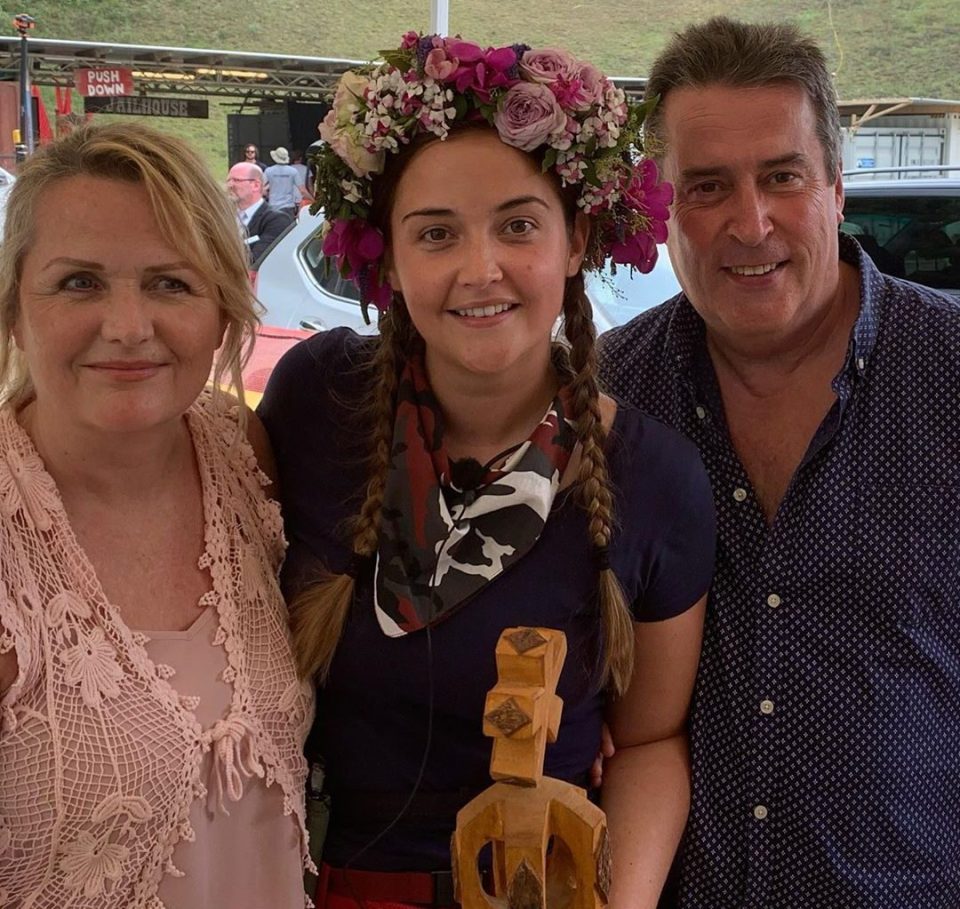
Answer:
[{"left": 74, "top": 68, "right": 134, "bottom": 97}]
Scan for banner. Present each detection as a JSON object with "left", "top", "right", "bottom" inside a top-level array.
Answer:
[
  {"left": 74, "top": 68, "right": 134, "bottom": 97},
  {"left": 84, "top": 96, "right": 209, "bottom": 119}
]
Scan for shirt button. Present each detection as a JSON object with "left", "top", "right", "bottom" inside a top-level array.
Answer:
[
  {"left": 857, "top": 357, "right": 866, "bottom": 370},
  {"left": 767, "top": 593, "right": 781, "bottom": 608},
  {"left": 695, "top": 405, "right": 706, "bottom": 420},
  {"left": 754, "top": 805, "right": 768, "bottom": 820},
  {"left": 760, "top": 699, "right": 775, "bottom": 715},
  {"left": 733, "top": 487, "right": 748, "bottom": 502}
]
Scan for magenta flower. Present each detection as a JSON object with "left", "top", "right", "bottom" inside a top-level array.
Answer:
[
  {"left": 606, "top": 161, "right": 674, "bottom": 273},
  {"left": 322, "top": 218, "right": 385, "bottom": 280},
  {"left": 549, "top": 75, "right": 587, "bottom": 110},
  {"left": 400, "top": 30, "right": 420, "bottom": 50},
  {"left": 609, "top": 229, "right": 658, "bottom": 273},
  {"left": 623, "top": 158, "right": 673, "bottom": 244},
  {"left": 322, "top": 219, "right": 394, "bottom": 314},
  {"left": 446, "top": 41, "right": 518, "bottom": 101}
]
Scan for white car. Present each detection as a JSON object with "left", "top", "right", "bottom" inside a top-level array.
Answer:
[{"left": 254, "top": 209, "right": 681, "bottom": 335}]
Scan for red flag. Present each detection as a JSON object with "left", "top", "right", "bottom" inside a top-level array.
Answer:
[{"left": 31, "top": 86, "right": 53, "bottom": 143}]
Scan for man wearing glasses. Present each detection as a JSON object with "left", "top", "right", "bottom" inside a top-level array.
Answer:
[{"left": 226, "top": 163, "right": 292, "bottom": 268}]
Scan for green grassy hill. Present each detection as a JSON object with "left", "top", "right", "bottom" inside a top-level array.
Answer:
[{"left": 5, "top": 0, "right": 959, "bottom": 173}]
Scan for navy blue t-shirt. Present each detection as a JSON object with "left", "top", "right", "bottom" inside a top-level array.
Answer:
[{"left": 259, "top": 328, "right": 715, "bottom": 871}]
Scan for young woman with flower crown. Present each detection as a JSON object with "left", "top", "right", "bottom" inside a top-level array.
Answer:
[{"left": 259, "top": 32, "right": 715, "bottom": 909}]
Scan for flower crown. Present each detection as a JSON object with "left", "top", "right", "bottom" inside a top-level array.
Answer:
[{"left": 314, "top": 31, "right": 673, "bottom": 321}]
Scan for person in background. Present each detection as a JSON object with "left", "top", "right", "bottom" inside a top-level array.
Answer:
[
  {"left": 0, "top": 121, "right": 313, "bottom": 907},
  {"left": 291, "top": 149, "right": 314, "bottom": 204},
  {"left": 226, "top": 161, "right": 292, "bottom": 268},
  {"left": 241, "top": 142, "right": 268, "bottom": 172},
  {"left": 263, "top": 146, "right": 309, "bottom": 220},
  {"left": 260, "top": 30, "right": 715, "bottom": 909},
  {"left": 599, "top": 16, "right": 960, "bottom": 908}
]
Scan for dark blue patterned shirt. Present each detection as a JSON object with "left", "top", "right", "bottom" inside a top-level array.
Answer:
[{"left": 598, "top": 234, "right": 960, "bottom": 908}]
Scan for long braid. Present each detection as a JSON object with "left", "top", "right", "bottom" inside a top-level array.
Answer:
[
  {"left": 561, "top": 274, "right": 635, "bottom": 695},
  {"left": 291, "top": 303, "right": 410, "bottom": 679}
]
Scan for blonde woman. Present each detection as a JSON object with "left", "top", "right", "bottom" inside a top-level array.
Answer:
[
  {"left": 261, "top": 33, "right": 714, "bottom": 909},
  {"left": 0, "top": 123, "right": 313, "bottom": 908}
]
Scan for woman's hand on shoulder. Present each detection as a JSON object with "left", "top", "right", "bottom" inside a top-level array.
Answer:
[{"left": 245, "top": 408, "right": 278, "bottom": 499}]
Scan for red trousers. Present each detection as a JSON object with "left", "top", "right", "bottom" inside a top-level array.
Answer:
[
  {"left": 316, "top": 896, "right": 420, "bottom": 909},
  {"left": 313, "top": 864, "right": 437, "bottom": 909}
]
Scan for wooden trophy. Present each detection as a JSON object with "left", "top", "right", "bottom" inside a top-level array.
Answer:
[{"left": 452, "top": 627, "right": 611, "bottom": 908}]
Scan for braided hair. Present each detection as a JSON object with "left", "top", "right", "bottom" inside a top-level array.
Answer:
[{"left": 292, "top": 132, "right": 635, "bottom": 693}]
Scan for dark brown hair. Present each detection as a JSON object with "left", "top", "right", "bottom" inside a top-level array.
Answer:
[{"left": 292, "top": 128, "right": 636, "bottom": 694}]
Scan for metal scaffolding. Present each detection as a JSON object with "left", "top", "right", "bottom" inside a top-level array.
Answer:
[
  {"left": 0, "top": 35, "right": 649, "bottom": 104},
  {"left": 0, "top": 35, "right": 364, "bottom": 101}
]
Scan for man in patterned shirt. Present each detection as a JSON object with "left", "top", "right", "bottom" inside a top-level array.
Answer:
[{"left": 599, "top": 16, "right": 960, "bottom": 909}]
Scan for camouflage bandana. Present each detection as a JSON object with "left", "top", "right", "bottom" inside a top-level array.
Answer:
[{"left": 374, "top": 355, "right": 576, "bottom": 637}]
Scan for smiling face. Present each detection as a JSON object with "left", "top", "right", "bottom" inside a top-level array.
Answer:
[
  {"left": 660, "top": 82, "right": 845, "bottom": 352},
  {"left": 14, "top": 176, "right": 225, "bottom": 437},
  {"left": 386, "top": 130, "right": 587, "bottom": 388}
]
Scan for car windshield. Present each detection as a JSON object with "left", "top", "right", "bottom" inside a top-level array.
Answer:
[{"left": 841, "top": 194, "right": 960, "bottom": 293}]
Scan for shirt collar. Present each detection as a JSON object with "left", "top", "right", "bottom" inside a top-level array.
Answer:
[
  {"left": 663, "top": 231, "right": 882, "bottom": 381},
  {"left": 240, "top": 199, "right": 264, "bottom": 222},
  {"left": 841, "top": 231, "right": 881, "bottom": 374}
]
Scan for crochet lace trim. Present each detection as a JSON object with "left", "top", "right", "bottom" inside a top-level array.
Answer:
[{"left": 0, "top": 393, "right": 314, "bottom": 908}]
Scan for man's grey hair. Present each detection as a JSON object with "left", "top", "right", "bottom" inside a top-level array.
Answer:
[{"left": 645, "top": 17, "right": 842, "bottom": 177}]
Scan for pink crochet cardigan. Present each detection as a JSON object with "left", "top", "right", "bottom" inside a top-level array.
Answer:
[{"left": 0, "top": 394, "right": 314, "bottom": 907}]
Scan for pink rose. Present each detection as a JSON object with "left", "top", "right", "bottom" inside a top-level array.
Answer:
[
  {"left": 424, "top": 47, "right": 458, "bottom": 81},
  {"left": 573, "top": 62, "right": 605, "bottom": 109},
  {"left": 494, "top": 83, "right": 567, "bottom": 152},
  {"left": 520, "top": 48, "right": 579, "bottom": 84},
  {"left": 521, "top": 49, "right": 607, "bottom": 111},
  {"left": 400, "top": 30, "right": 420, "bottom": 50}
]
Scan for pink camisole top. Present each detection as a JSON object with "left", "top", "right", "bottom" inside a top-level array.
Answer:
[{"left": 144, "top": 606, "right": 305, "bottom": 908}]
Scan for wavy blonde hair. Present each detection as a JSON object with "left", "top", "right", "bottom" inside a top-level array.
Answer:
[{"left": 0, "top": 121, "right": 260, "bottom": 409}]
